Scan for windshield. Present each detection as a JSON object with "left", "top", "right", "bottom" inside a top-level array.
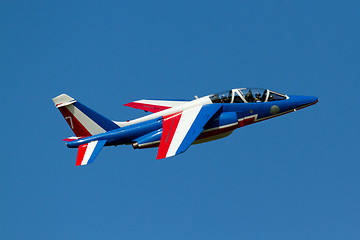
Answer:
[{"left": 268, "top": 91, "right": 287, "bottom": 101}]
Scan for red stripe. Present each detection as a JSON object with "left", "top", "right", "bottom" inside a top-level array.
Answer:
[
  {"left": 76, "top": 144, "right": 88, "bottom": 166},
  {"left": 197, "top": 125, "right": 239, "bottom": 140},
  {"left": 62, "top": 137, "right": 79, "bottom": 142},
  {"left": 156, "top": 112, "right": 182, "bottom": 159},
  {"left": 124, "top": 102, "right": 170, "bottom": 113},
  {"left": 243, "top": 116, "right": 256, "bottom": 126},
  {"left": 238, "top": 119, "right": 245, "bottom": 127},
  {"left": 58, "top": 106, "right": 91, "bottom": 137}
]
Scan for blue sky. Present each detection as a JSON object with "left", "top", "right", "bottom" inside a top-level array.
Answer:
[{"left": 1, "top": 0, "right": 359, "bottom": 239}]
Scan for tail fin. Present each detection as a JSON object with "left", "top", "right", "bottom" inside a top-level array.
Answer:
[{"left": 52, "top": 94, "right": 120, "bottom": 137}]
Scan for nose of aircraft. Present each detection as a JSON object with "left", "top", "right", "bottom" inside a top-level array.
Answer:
[{"left": 288, "top": 95, "right": 318, "bottom": 110}]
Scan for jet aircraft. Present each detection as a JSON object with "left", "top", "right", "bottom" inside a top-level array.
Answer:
[{"left": 52, "top": 88, "right": 318, "bottom": 166}]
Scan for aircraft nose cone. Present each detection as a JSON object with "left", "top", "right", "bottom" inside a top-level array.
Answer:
[
  {"left": 289, "top": 95, "right": 318, "bottom": 109},
  {"left": 304, "top": 96, "right": 319, "bottom": 105}
]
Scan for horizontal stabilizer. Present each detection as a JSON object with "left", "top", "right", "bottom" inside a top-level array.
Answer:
[
  {"left": 124, "top": 99, "right": 188, "bottom": 113},
  {"left": 62, "top": 136, "right": 79, "bottom": 142},
  {"left": 76, "top": 140, "right": 107, "bottom": 166}
]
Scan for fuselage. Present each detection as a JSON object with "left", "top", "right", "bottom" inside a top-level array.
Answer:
[{"left": 67, "top": 88, "right": 318, "bottom": 149}]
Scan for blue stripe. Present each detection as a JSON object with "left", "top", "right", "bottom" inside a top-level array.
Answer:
[
  {"left": 176, "top": 104, "right": 222, "bottom": 154},
  {"left": 87, "top": 140, "right": 107, "bottom": 165},
  {"left": 74, "top": 101, "right": 120, "bottom": 131}
]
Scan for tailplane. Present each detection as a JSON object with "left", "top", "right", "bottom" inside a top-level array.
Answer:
[
  {"left": 52, "top": 94, "right": 120, "bottom": 137},
  {"left": 76, "top": 140, "right": 107, "bottom": 166}
]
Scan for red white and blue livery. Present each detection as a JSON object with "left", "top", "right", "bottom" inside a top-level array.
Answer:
[{"left": 52, "top": 88, "right": 318, "bottom": 166}]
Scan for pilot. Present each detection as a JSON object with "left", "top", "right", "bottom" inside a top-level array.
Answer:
[
  {"left": 221, "top": 95, "right": 228, "bottom": 103},
  {"left": 234, "top": 95, "right": 242, "bottom": 103},
  {"left": 262, "top": 90, "right": 267, "bottom": 101},
  {"left": 245, "top": 90, "right": 254, "bottom": 102},
  {"left": 254, "top": 93, "right": 261, "bottom": 102}
]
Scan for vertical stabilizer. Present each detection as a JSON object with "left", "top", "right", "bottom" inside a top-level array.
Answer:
[{"left": 52, "top": 94, "right": 120, "bottom": 137}]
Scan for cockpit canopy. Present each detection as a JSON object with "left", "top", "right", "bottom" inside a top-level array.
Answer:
[{"left": 210, "top": 88, "right": 288, "bottom": 104}]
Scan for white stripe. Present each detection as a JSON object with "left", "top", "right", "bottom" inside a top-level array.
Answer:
[
  {"left": 166, "top": 106, "right": 202, "bottom": 157},
  {"left": 237, "top": 114, "right": 258, "bottom": 122},
  {"left": 66, "top": 105, "right": 105, "bottom": 135},
  {"left": 134, "top": 100, "right": 188, "bottom": 108},
  {"left": 81, "top": 141, "right": 98, "bottom": 165},
  {"left": 202, "top": 122, "right": 239, "bottom": 133}
]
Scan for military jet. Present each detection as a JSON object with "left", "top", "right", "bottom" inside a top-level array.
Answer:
[{"left": 52, "top": 88, "right": 318, "bottom": 166}]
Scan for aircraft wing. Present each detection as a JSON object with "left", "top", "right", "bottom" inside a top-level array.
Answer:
[
  {"left": 157, "top": 104, "right": 222, "bottom": 159},
  {"left": 76, "top": 140, "right": 107, "bottom": 166},
  {"left": 124, "top": 99, "right": 188, "bottom": 113}
]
